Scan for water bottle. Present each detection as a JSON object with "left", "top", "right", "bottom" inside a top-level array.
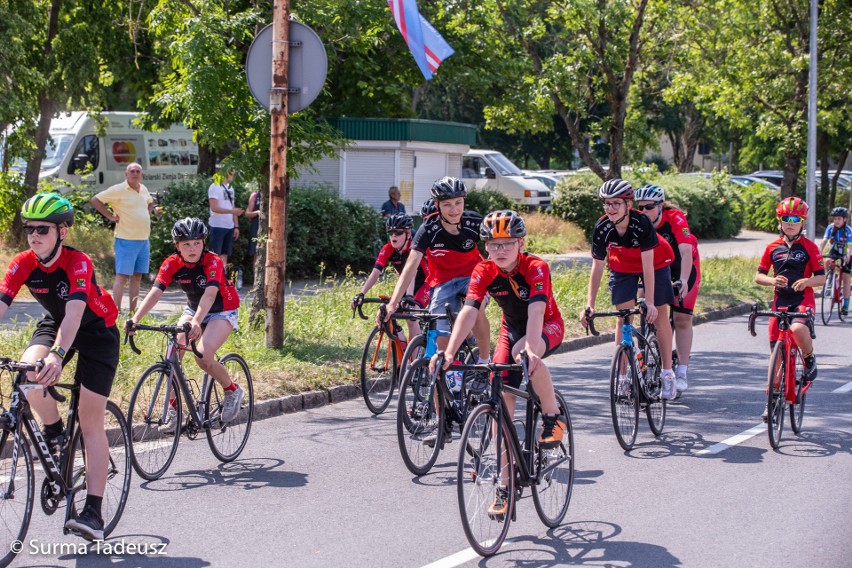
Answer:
[{"left": 446, "top": 362, "right": 463, "bottom": 393}]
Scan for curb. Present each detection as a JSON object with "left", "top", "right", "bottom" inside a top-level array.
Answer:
[{"left": 248, "top": 301, "right": 755, "bottom": 422}]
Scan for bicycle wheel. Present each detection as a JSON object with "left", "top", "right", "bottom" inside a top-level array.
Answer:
[
  {"left": 396, "top": 359, "right": 443, "bottom": 475},
  {"left": 790, "top": 351, "right": 807, "bottom": 434},
  {"left": 400, "top": 332, "right": 426, "bottom": 379},
  {"left": 68, "top": 401, "right": 132, "bottom": 537},
  {"left": 360, "top": 325, "right": 399, "bottom": 415},
  {"left": 0, "top": 431, "right": 34, "bottom": 568},
  {"left": 457, "top": 404, "right": 514, "bottom": 557},
  {"left": 205, "top": 353, "right": 254, "bottom": 462},
  {"left": 610, "top": 344, "right": 639, "bottom": 450},
  {"left": 128, "top": 363, "right": 182, "bottom": 480},
  {"left": 767, "top": 342, "right": 787, "bottom": 449},
  {"left": 642, "top": 335, "right": 666, "bottom": 436},
  {"left": 835, "top": 274, "right": 847, "bottom": 322},
  {"left": 532, "top": 391, "right": 574, "bottom": 528},
  {"left": 821, "top": 269, "right": 834, "bottom": 325}
]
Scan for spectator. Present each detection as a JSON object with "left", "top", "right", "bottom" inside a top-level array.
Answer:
[
  {"left": 90, "top": 162, "right": 153, "bottom": 313},
  {"left": 381, "top": 186, "right": 406, "bottom": 217},
  {"left": 246, "top": 190, "right": 261, "bottom": 263},
  {"left": 208, "top": 168, "right": 244, "bottom": 269}
]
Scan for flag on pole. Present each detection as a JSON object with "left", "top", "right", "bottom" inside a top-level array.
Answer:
[{"left": 388, "top": 0, "right": 455, "bottom": 80}]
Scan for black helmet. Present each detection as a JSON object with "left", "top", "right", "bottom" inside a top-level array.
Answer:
[
  {"left": 831, "top": 206, "right": 848, "bottom": 218},
  {"left": 386, "top": 213, "right": 413, "bottom": 231},
  {"left": 431, "top": 176, "right": 467, "bottom": 201},
  {"left": 420, "top": 198, "right": 437, "bottom": 217},
  {"left": 480, "top": 210, "right": 527, "bottom": 240},
  {"left": 599, "top": 178, "right": 634, "bottom": 200},
  {"left": 172, "top": 217, "right": 208, "bottom": 242}
]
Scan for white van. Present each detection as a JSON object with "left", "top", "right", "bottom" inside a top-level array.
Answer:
[
  {"left": 8, "top": 111, "right": 198, "bottom": 193},
  {"left": 461, "top": 149, "right": 552, "bottom": 209}
]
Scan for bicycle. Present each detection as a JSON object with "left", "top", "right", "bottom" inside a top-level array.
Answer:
[
  {"left": 125, "top": 323, "right": 254, "bottom": 480},
  {"left": 747, "top": 304, "right": 816, "bottom": 449},
  {"left": 452, "top": 353, "right": 574, "bottom": 557},
  {"left": 820, "top": 254, "right": 847, "bottom": 325},
  {"left": 585, "top": 300, "right": 666, "bottom": 450},
  {"left": 0, "top": 357, "right": 131, "bottom": 566}
]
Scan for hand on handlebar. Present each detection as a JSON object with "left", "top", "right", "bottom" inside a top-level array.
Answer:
[
  {"left": 351, "top": 293, "right": 364, "bottom": 311},
  {"left": 428, "top": 350, "right": 450, "bottom": 375},
  {"left": 580, "top": 306, "right": 593, "bottom": 329},
  {"left": 125, "top": 318, "right": 137, "bottom": 337},
  {"left": 645, "top": 303, "right": 658, "bottom": 324}
]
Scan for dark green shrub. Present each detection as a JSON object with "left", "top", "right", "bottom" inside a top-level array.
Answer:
[
  {"left": 463, "top": 189, "right": 518, "bottom": 216},
  {"left": 552, "top": 172, "right": 605, "bottom": 241},
  {"left": 740, "top": 185, "right": 779, "bottom": 232},
  {"left": 0, "top": 173, "right": 27, "bottom": 234}
]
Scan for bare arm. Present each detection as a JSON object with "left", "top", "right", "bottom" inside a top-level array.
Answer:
[
  {"left": 91, "top": 197, "right": 118, "bottom": 223},
  {"left": 131, "top": 287, "right": 165, "bottom": 324},
  {"left": 678, "top": 243, "right": 694, "bottom": 294},
  {"left": 641, "top": 250, "right": 658, "bottom": 323},
  {"left": 581, "top": 257, "right": 605, "bottom": 326},
  {"left": 36, "top": 299, "right": 85, "bottom": 383},
  {"left": 430, "top": 305, "right": 478, "bottom": 372},
  {"left": 383, "top": 249, "right": 424, "bottom": 320}
]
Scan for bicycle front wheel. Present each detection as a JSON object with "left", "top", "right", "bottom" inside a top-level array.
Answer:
[
  {"left": 790, "top": 352, "right": 807, "bottom": 434},
  {"left": 643, "top": 335, "right": 666, "bottom": 436},
  {"left": 457, "top": 404, "right": 514, "bottom": 557},
  {"left": 610, "top": 345, "right": 639, "bottom": 450},
  {"left": 68, "top": 401, "right": 132, "bottom": 537},
  {"left": 821, "top": 270, "right": 835, "bottom": 325},
  {"left": 360, "top": 326, "right": 399, "bottom": 415},
  {"left": 399, "top": 332, "right": 426, "bottom": 380},
  {"left": 396, "top": 359, "right": 443, "bottom": 475},
  {"left": 767, "top": 342, "right": 787, "bottom": 449},
  {"left": 0, "top": 431, "right": 34, "bottom": 568},
  {"left": 128, "top": 363, "right": 182, "bottom": 481},
  {"left": 836, "top": 275, "right": 847, "bottom": 322},
  {"left": 532, "top": 391, "right": 575, "bottom": 528},
  {"left": 205, "top": 353, "right": 254, "bottom": 462}
]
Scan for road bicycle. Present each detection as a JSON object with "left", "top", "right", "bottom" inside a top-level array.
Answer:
[
  {"left": 820, "top": 254, "right": 847, "bottom": 325},
  {"left": 0, "top": 357, "right": 131, "bottom": 567},
  {"left": 125, "top": 323, "right": 254, "bottom": 480},
  {"left": 586, "top": 300, "right": 666, "bottom": 450},
  {"left": 451, "top": 353, "right": 574, "bottom": 557},
  {"left": 747, "top": 304, "right": 815, "bottom": 449}
]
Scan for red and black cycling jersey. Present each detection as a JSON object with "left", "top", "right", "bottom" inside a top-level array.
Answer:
[
  {"left": 412, "top": 211, "right": 484, "bottom": 286},
  {"left": 0, "top": 247, "right": 118, "bottom": 328},
  {"left": 374, "top": 241, "right": 430, "bottom": 293},
  {"left": 465, "top": 253, "right": 562, "bottom": 333},
  {"left": 153, "top": 251, "right": 240, "bottom": 313},
  {"left": 591, "top": 209, "right": 674, "bottom": 273},
  {"left": 655, "top": 208, "right": 701, "bottom": 284},
  {"left": 758, "top": 236, "right": 824, "bottom": 308}
]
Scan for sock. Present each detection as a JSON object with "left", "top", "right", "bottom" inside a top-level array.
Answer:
[
  {"left": 477, "top": 356, "right": 490, "bottom": 364},
  {"left": 44, "top": 419, "right": 63, "bottom": 439},
  {"left": 618, "top": 374, "right": 628, "bottom": 382},
  {"left": 677, "top": 364, "right": 688, "bottom": 376},
  {"left": 224, "top": 382, "right": 237, "bottom": 392},
  {"left": 84, "top": 495, "right": 103, "bottom": 518}
]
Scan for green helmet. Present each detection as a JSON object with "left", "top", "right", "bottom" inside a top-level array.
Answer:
[{"left": 21, "top": 193, "right": 75, "bottom": 226}]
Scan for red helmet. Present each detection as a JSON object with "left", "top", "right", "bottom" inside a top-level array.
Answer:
[{"left": 776, "top": 197, "right": 809, "bottom": 218}]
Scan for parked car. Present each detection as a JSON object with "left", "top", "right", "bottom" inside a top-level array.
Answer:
[
  {"left": 521, "top": 170, "right": 561, "bottom": 191},
  {"left": 462, "top": 149, "right": 552, "bottom": 208},
  {"left": 749, "top": 170, "right": 785, "bottom": 186},
  {"left": 730, "top": 175, "right": 780, "bottom": 190}
]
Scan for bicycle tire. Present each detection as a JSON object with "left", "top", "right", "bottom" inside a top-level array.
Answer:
[
  {"left": 396, "top": 359, "right": 443, "bottom": 475},
  {"left": 0, "top": 431, "right": 34, "bottom": 568},
  {"left": 532, "top": 391, "right": 575, "bottom": 528},
  {"left": 68, "top": 401, "right": 132, "bottom": 537},
  {"left": 399, "top": 332, "right": 426, "bottom": 384},
  {"left": 205, "top": 353, "right": 254, "bottom": 462},
  {"left": 790, "top": 351, "right": 807, "bottom": 434},
  {"left": 610, "top": 344, "right": 639, "bottom": 450},
  {"left": 821, "top": 269, "right": 834, "bottom": 325},
  {"left": 128, "top": 363, "right": 182, "bottom": 480},
  {"left": 836, "top": 274, "right": 847, "bottom": 322},
  {"left": 457, "top": 404, "right": 515, "bottom": 557},
  {"left": 767, "top": 342, "right": 786, "bottom": 449},
  {"left": 643, "top": 335, "right": 667, "bottom": 436},
  {"left": 360, "top": 325, "right": 399, "bottom": 415}
]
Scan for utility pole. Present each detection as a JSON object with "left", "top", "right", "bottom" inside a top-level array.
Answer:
[
  {"left": 266, "top": 0, "right": 290, "bottom": 348},
  {"left": 805, "top": 0, "right": 818, "bottom": 239}
]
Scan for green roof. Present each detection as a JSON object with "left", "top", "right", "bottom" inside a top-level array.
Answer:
[{"left": 328, "top": 118, "right": 475, "bottom": 145}]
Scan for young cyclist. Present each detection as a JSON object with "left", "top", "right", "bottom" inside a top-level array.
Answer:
[
  {"left": 0, "top": 193, "right": 119, "bottom": 540},
  {"left": 127, "top": 218, "right": 244, "bottom": 431},
  {"left": 818, "top": 206, "right": 852, "bottom": 315},
  {"left": 351, "top": 213, "right": 430, "bottom": 343},
  {"left": 634, "top": 184, "right": 701, "bottom": 395},
  {"left": 579, "top": 179, "right": 678, "bottom": 400},
  {"left": 755, "top": 197, "right": 824, "bottom": 420},
  {"left": 430, "top": 210, "right": 565, "bottom": 519}
]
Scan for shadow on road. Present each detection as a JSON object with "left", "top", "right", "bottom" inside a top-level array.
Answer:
[{"left": 139, "top": 458, "right": 308, "bottom": 492}]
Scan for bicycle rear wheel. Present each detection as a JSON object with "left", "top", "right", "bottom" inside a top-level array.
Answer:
[
  {"left": 205, "top": 353, "right": 254, "bottom": 462},
  {"left": 68, "top": 401, "right": 132, "bottom": 537},
  {"left": 396, "top": 359, "right": 443, "bottom": 475},
  {"left": 531, "top": 391, "right": 574, "bottom": 528},
  {"left": 457, "top": 404, "right": 514, "bottom": 557},
  {"left": 0, "top": 431, "right": 34, "bottom": 568},
  {"left": 360, "top": 326, "right": 399, "bottom": 415},
  {"left": 767, "top": 342, "right": 787, "bottom": 449},
  {"left": 821, "top": 269, "right": 835, "bottom": 325},
  {"left": 610, "top": 345, "right": 639, "bottom": 450},
  {"left": 128, "top": 363, "right": 182, "bottom": 480},
  {"left": 399, "top": 332, "right": 426, "bottom": 382},
  {"left": 790, "top": 351, "right": 807, "bottom": 434},
  {"left": 835, "top": 275, "right": 847, "bottom": 322},
  {"left": 642, "top": 335, "right": 666, "bottom": 436}
]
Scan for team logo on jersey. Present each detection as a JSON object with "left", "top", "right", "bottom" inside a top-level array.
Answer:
[
  {"left": 463, "top": 239, "right": 475, "bottom": 250},
  {"left": 8, "top": 263, "right": 18, "bottom": 275},
  {"left": 73, "top": 261, "right": 87, "bottom": 276},
  {"left": 76, "top": 278, "right": 86, "bottom": 288},
  {"left": 196, "top": 275, "right": 207, "bottom": 288},
  {"left": 682, "top": 228, "right": 690, "bottom": 237},
  {"left": 209, "top": 270, "right": 216, "bottom": 278},
  {"left": 790, "top": 250, "right": 807, "bottom": 262},
  {"left": 518, "top": 287, "right": 529, "bottom": 299},
  {"left": 535, "top": 282, "right": 544, "bottom": 291},
  {"left": 57, "top": 281, "right": 69, "bottom": 299},
  {"left": 631, "top": 238, "right": 640, "bottom": 247}
]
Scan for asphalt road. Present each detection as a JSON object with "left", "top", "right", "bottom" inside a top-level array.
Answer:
[{"left": 11, "top": 310, "right": 851, "bottom": 567}]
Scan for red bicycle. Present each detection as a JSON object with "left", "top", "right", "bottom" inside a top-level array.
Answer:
[
  {"left": 820, "top": 255, "right": 847, "bottom": 325},
  {"left": 747, "top": 304, "right": 816, "bottom": 449}
]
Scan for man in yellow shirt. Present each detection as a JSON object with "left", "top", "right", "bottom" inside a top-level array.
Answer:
[{"left": 91, "top": 162, "right": 154, "bottom": 313}]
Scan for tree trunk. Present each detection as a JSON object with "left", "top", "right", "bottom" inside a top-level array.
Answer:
[
  {"left": 667, "top": 131, "right": 683, "bottom": 172},
  {"left": 780, "top": 150, "right": 801, "bottom": 198},
  {"left": 249, "top": 159, "right": 270, "bottom": 329},
  {"left": 196, "top": 143, "right": 217, "bottom": 176},
  {"left": 607, "top": 91, "right": 627, "bottom": 179},
  {"left": 680, "top": 106, "right": 705, "bottom": 173}
]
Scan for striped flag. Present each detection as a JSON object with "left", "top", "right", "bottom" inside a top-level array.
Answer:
[{"left": 388, "top": 0, "right": 455, "bottom": 80}]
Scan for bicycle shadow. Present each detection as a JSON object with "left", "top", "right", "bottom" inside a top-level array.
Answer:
[
  {"left": 138, "top": 458, "right": 308, "bottom": 492},
  {"left": 473, "top": 520, "right": 680, "bottom": 567},
  {"left": 772, "top": 429, "right": 852, "bottom": 457},
  {"left": 47, "top": 535, "right": 210, "bottom": 567}
]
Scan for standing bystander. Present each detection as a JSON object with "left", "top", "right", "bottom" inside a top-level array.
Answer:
[
  {"left": 381, "top": 186, "right": 406, "bottom": 217},
  {"left": 208, "top": 168, "right": 244, "bottom": 269}
]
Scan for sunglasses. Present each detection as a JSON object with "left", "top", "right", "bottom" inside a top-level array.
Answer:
[
  {"left": 780, "top": 215, "right": 803, "bottom": 224},
  {"left": 387, "top": 230, "right": 406, "bottom": 237},
  {"left": 23, "top": 225, "right": 52, "bottom": 235},
  {"left": 602, "top": 201, "right": 625, "bottom": 209},
  {"left": 638, "top": 203, "right": 659, "bottom": 211}
]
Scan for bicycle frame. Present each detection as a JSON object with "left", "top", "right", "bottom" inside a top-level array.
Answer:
[{"left": 587, "top": 303, "right": 656, "bottom": 394}]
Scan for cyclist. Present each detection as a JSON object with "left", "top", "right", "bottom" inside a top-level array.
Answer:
[
  {"left": 0, "top": 193, "right": 119, "bottom": 541},
  {"left": 818, "top": 206, "right": 852, "bottom": 315},
  {"left": 755, "top": 197, "right": 824, "bottom": 420},
  {"left": 351, "top": 213, "right": 431, "bottom": 345},
  {"left": 634, "top": 184, "right": 701, "bottom": 395},
  {"left": 128, "top": 217, "right": 244, "bottom": 431},
  {"left": 420, "top": 198, "right": 438, "bottom": 220},
  {"left": 579, "top": 179, "right": 678, "bottom": 400},
  {"left": 430, "top": 210, "right": 565, "bottom": 520}
]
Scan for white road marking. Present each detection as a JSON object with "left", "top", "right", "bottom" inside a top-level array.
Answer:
[
  {"left": 832, "top": 380, "right": 852, "bottom": 394},
  {"left": 420, "top": 539, "right": 515, "bottom": 568},
  {"left": 695, "top": 424, "right": 766, "bottom": 455}
]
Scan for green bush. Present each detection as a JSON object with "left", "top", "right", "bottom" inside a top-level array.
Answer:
[
  {"left": 0, "top": 173, "right": 27, "bottom": 234},
  {"left": 552, "top": 172, "right": 608, "bottom": 241},
  {"left": 740, "top": 184, "right": 779, "bottom": 232},
  {"left": 463, "top": 189, "right": 518, "bottom": 216}
]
